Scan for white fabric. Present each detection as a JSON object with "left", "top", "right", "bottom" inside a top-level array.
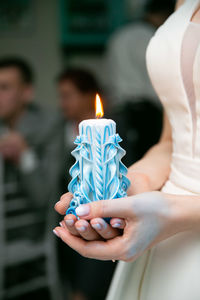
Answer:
[
  {"left": 181, "top": 22, "right": 200, "bottom": 155},
  {"left": 107, "top": 1, "right": 200, "bottom": 299}
]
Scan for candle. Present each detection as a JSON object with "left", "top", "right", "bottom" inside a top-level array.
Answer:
[{"left": 66, "top": 94, "right": 130, "bottom": 217}]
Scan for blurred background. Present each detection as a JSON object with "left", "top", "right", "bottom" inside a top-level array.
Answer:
[{"left": 0, "top": 0, "right": 175, "bottom": 299}]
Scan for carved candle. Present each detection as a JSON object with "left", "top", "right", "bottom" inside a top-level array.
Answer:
[{"left": 66, "top": 95, "right": 130, "bottom": 217}]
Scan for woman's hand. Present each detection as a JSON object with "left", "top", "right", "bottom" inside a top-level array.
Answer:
[
  {"left": 55, "top": 192, "right": 124, "bottom": 241},
  {"left": 53, "top": 191, "right": 188, "bottom": 261},
  {"left": 54, "top": 172, "right": 152, "bottom": 241}
]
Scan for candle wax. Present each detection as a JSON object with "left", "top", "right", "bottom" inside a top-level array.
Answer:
[{"left": 66, "top": 118, "right": 130, "bottom": 217}]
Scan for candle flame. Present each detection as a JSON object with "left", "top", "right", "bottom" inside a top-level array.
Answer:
[{"left": 95, "top": 94, "right": 104, "bottom": 118}]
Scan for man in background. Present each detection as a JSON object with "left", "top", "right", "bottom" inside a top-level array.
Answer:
[
  {"left": 56, "top": 68, "right": 116, "bottom": 300},
  {"left": 103, "top": 0, "right": 174, "bottom": 166},
  {"left": 106, "top": 0, "right": 175, "bottom": 105},
  {"left": 0, "top": 57, "right": 60, "bottom": 300}
]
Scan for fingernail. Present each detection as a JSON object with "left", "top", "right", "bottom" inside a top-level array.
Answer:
[
  {"left": 76, "top": 205, "right": 90, "bottom": 217},
  {"left": 77, "top": 226, "right": 86, "bottom": 232},
  {"left": 65, "top": 219, "right": 74, "bottom": 227},
  {"left": 59, "top": 222, "right": 64, "bottom": 227},
  {"left": 112, "top": 223, "right": 122, "bottom": 228},
  {"left": 91, "top": 223, "right": 102, "bottom": 231},
  {"left": 53, "top": 229, "right": 60, "bottom": 238}
]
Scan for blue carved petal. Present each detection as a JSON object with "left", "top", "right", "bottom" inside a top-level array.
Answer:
[
  {"left": 108, "top": 178, "right": 120, "bottom": 199},
  {"left": 82, "top": 165, "right": 94, "bottom": 192},
  {"left": 81, "top": 135, "right": 90, "bottom": 144},
  {"left": 68, "top": 176, "right": 79, "bottom": 194},
  {"left": 119, "top": 161, "right": 128, "bottom": 175},
  {"left": 120, "top": 175, "right": 130, "bottom": 191},
  {"left": 116, "top": 188, "right": 127, "bottom": 198},
  {"left": 106, "top": 160, "right": 117, "bottom": 190},
  {"left": 106, "top": 175, "right": 118, "bottom": 197},
  {"left": 81, "top": 187, "right": 92, "bottom": 203},
  {"left": 85, "top": 177, "right": 95, "bottom": 192},
  {"left": 105, "top": 134, "right": 122, "bottom": 146},
  {"left": 74, "top": 135, "right": 90, "bottom": 145},
  {"left": 80, "top": 146, "right": 90, "bottom": 160},
  {"left": 115, "top": 133, "right": 122, "bottom": 143},
  {"left": 116, "top": 146, "right": 126, "bottom": 159},
  {"left": 104, "top": 145, "right": 117, "bottom": 163},
  {"left": 69, "top": 161, "right": 80, "bottom": 177},
  {"left": 74, "top": 135, "right": 81, "bottom": 144},
  {"left": 66, "top": 207, "right": 78, "bottom": 216},
  {"left": 71, "top": 146, "right": 81, "bottom": 159}
]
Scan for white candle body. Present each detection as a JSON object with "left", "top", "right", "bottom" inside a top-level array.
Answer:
[
  {"left": 67, "top": 118, "right": 130, "bottom": 216},
  {"left": 79, "top": 118, "right": 116, "bottom": 201}
]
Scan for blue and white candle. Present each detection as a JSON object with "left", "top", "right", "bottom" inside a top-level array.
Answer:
[{"left": 66, "top": 94, "right": 130, "bottom": 216}]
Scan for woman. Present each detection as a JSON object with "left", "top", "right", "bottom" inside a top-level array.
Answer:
[{"left": 54, "top": 0, "right": 200, "bottom": 299}]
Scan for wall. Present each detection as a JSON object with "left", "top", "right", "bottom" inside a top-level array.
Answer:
[{"left": 0, "top": 0, "right": 61, "bottom": 108}]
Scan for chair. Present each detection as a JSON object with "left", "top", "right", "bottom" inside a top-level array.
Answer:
[{"left": 0, "top": 156, "right": 63, "bottom": 300}]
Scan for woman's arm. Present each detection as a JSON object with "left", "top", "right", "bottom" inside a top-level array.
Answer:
[
  {"left": 54, "top": 191, "right": 200, "bottom": 261},
  {"left": 127, "top": 113, "right": 172, "bottom": 194}
]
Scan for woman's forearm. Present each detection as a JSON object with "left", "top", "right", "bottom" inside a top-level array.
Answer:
[
  {"left": 128, "top": 140, "right": 172, "bottom": 192},
  {"left": 167, "top": 193, "right": 200, "bottom": 232}
]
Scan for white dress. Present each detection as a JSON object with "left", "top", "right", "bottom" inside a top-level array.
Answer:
[{"left": 107, "top": 1, "right": 200, "bottom": 299}]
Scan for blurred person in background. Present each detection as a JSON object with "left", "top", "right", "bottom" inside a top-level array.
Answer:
[
  {"left": 106, "top": 0, "right": 175, "bottom": 105},
  {"left": 56, "top": 68, "right": 116, "bottom": 300},
  {"left": 0, "top": 57, "right": 60, "bottom": 300},
  {"left": 110, "top": 99, "right": 162, "bottom": 167},
  {"left": 104, "top": 0, "right": 175, "bottom": 167}
]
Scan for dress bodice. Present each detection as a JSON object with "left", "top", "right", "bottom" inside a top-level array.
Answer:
[
  {"left": 107, "top": 3, "right": 200, "bottom": 300},
  {"left": 146, "top": 0, "right": 200, "bottom": 193}
]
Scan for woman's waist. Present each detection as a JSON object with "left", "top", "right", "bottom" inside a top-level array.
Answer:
[{"left": 169, "top": 154, "right": 200, "bottom": 194}]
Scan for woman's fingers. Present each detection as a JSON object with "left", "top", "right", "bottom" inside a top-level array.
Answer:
[
  {"left": 53, "top": 225, "right": 126, "bottom": 260},
  {"left": 74, "top": 219, "right": 101, "bottom": 241},
  {"left": 110, "top": 218, "right": 126, "bottom": 229},
  {"left": 54, "top": 192, "right": 73, "bottom": 215},
  {"left": 63, "top": 214, "right": 80, "bottom": 236},
  {"left": 63, "top": 216, "right": 122, "bottom": 240},
  {"left": 90, "top": 218, "right": 121, "bottom": 239},
  {"left": 75, "top": 197, "right": 133, "bottom": 220},
  {"left": 63, "top": 215, "right": 102, "bottom": 240}
]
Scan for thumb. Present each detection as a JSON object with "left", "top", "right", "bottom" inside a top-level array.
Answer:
[{"left": 75, "top": 197, "right": 132, "bottom": 219}]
